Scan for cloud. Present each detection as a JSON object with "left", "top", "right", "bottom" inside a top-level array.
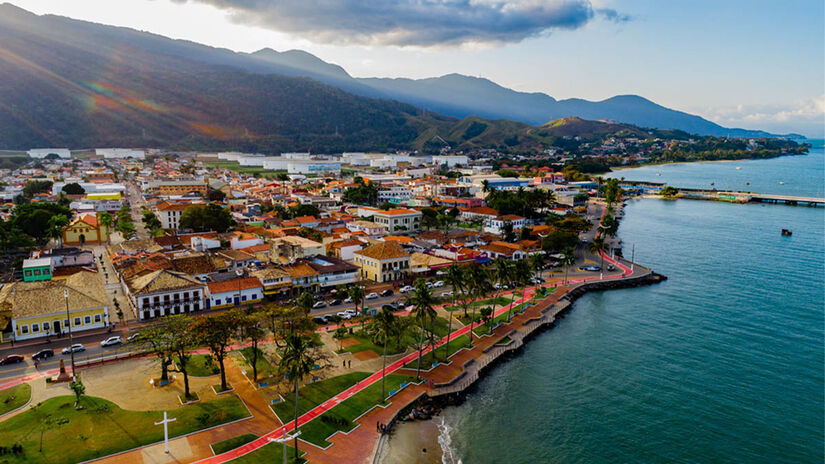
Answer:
[
  {"left": 175, "top": 0, "right": 619, "bottom": 46},
  {"left": 703, "top": 95, "right": 825, "bottom": 137},
  {"left": 596, "top": 8, "right": 631, "bottom": 23}
]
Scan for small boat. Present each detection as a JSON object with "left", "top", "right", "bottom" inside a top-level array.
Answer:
[
  {"left": 710, "top": 182, "right": 715, "bottom": 186},
  {"left": 779, "top": 181, "right": 785, "bottom": 185},
  {"left": 736, "top": 166, "right": 742, "bottom": 170},
  {"left": 781, "top": 229, "right": 792, "bottom": 236},
  {"left": 745, "top": 182, "right": 750, "bottom": 185}
]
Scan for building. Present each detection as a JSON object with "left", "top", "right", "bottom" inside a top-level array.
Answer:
[
  {"left": 206, "top": 277, "right": 264, "bottom": 309},
  {"left": 155, "top": 202, "right": 190, "bottom": 229},
  {"left": 377, "top": 185, "right": 412, "bottom": 202},
  {"left": 327, "top": 238, "right": 366, "bottom": 261},
  {"left": 302, "top": 255, "right": 359, "bottom": 289},
  {"left": 63, "top": 213, "right": 109, "bottom": 245},
  {"left": 484, "top": 215, "right": 526, "bottom": 235},
  {"left": 28, "top": 148, "right": 71, "bottom": 159},
  {"left": 432, "top": 155, "right": 468, "bottom": 167},
  {"left": 125, "top": 270, "right": 206, "bottom": 320},
  {"left": 283, "top": 263, "right": 320, "bottom": 294},
  {"left": 0, "top": 271, "right": 108, "bottom": 341},
  {"left": 96, "top": 148, "right": 146, "bottom": 159},
  {"left": 460, "top": 206, "right": 499, "bottom": 223},
  {"left": 287, "top": 160, "right": 341, "bottom": 175},
  {"left": 252, "top": 267, "right": 293, "bottom": 299},
  {"left": 146, "top": 179, "right": 209, "bottom": 196},
  {"left": 22, "top": 257, "right": 53, "bottom": 282},
  {"left": 346, "top": 220, "right": 388, "bottom": 238},
  {"left": 353, "top": 241, "right": 411, "bottom": 283},
  {"left": 269, "top": 236, "right": 325, "bottom": 263},
  {"left": 357, "top": 207, "right": 422, "bottom": 233}
]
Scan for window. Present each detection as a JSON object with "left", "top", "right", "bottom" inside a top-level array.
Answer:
[
  {"left": 184, "top": 304, "right": 190, "bottom": 313},
  {"left": 74, "top": 317, "right": 81, "bottom": 326},
  {"left": 94, "top": 314, "right": 101, "bottom": 323},
  {"left": 84, "top": 316, "right": 91, "bottom": 324},
  {"left": 33, "top": 269, "right": 41, "bottom": 276},
  {"left": 215, "top": 299, "right": 221, "bottom": 305},
  {"left": 64, "top": 319, "right": 69, "bottom": 328},
  {"left": 32, "top": 323, "right": 39, "bottom": 333},
  {"left": 43, "top": 268, "right": 50, "bottom": 275},
  {"left": 143, "top": 298, "right": 150, "bottom": 307},
  {"left": 24, "top": 270, "right": 32, "bottom": 276},
  {"left": 193, "top": 303, "right": 200, "bottom": 311},
  {"left": 21, "top": 325, "right": 28, "bottom": 334},
  {"left": 183, "top": 292, "right": 189, "bottom": 300},
  {"left": 251, "top": 294, "right": 257, "bottom": 300}
]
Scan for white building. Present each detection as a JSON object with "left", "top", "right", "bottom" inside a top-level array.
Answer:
[
  {"left": 377, "top": 185, "right": 412, "bottom": 202},
  {"left": 239, "top": 156, "right": 266, "bottom": 166},
  {"left": 28, "top": 148, "right": 70, "bottom": 159},
  {"left": 207, "top": 277, "right": 264, "bottom": 310},
  {"left": 357, "top": 207, "right": 422, "bottom": 233},
  {"left": 483, "top": 215, "right": 526, "bottom": 235},
  {"left": 262, "top": 158, "right": 289, "bottom": 170},
  {"left": 370, "top": 158, "right": 397, "bottom": 168},
  {"left": 96, "top": 148, "right": 146, "bottom": 159},
  {"left": 432, "top": 155, "right": 468, "bottom": 167},
  {"left": 287, "top": 160, "right": 341, "bottom": 175},
  {"left": 155, "top": 202, "right": 190, "bottom": 229},
  {"left": 346, "top": 220, "right": 388, "bottom": 237},
  {"left": 282, "top": 152, "right": 312, "bottom": 159}
]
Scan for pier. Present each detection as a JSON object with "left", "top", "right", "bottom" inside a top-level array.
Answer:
[{"left": 618, "top": 181, "right": 824, "bottom": 206}]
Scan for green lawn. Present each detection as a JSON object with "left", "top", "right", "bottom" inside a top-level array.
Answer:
[
  {"left": 496, "top": 336, "right": 513, "bottom": 345},
  {"left": 236, "top": 347, "right": 277, "bottom": 381},
  {"left": 297, "top": 374, "right": 415, "bottom": 448},
  {"left": 271, "top": 372, "right": 369, "bottom": 422},
  {"left": 202, "top": 161, "right": 286, "bottom": 178},
  {"left": 403, "top": 336, "right": 471, "bottom": 370},
  {"left": 185, "top": 354, "right": 220, "bottom": 377},
  {"left": 231, "top": 442, "right": 305, "bottom": 464},
  {"left": 211, "top": 433, "right": 258, "bottom": 455},
  {"left": 447, "top": 296, "right": 512, "bottom": 314},
  {"left": 0, "top": 383, "right": 31, "bottom": 416},
  {"left": 473, "top": 303, "right": 528, "bottom": 336},
  {"left": 342, "top": 316, "right": 452, "bottom": 356},
  {"left": 0, "top": 395, "right": 249, "bottom": 463}
]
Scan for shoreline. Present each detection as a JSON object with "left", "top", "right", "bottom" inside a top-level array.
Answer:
[
  {"left": 605, "top": 149, "right": 814, "bottom": 173},
  {"left": 375, "top": 270, "right": 667, "bottom": 464}
]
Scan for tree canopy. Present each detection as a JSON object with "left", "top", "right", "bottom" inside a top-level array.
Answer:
[
  {"left": 61, "top": 183, "right": 85, "bottom": 195},
  {"left": 179, "top": 203, "right": 234, "bottom": 233}
]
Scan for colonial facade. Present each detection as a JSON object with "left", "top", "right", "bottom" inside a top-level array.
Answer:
[
  {"left": 125, "top": 270, "right": 206, "bottom": 320},
  {"left": 63, "top": 213, "right": 109, "bottom": 245},
  {"left": 353, "top": 241, "right": 411, "bottom": 283}
]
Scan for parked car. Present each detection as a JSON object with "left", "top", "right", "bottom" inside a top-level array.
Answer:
[
  {"left": 343, "top": 296, "right": 353, "bottom": 303},
  {"left": 399, "top": 285, "right": 414, "bottom": 293},
  {"left": 382, "top": 303, "right": 401, "bottom": 311},
  {"left": 336, "top": 311, "right": 352, "bottom": 320},
  {"left": 607, "top": 264, "right": 616, "bottom": 271},
  {"left": 532, "top": 277, "right": 544, "bottom": 284},
  {"left": 312, "top": 316, "right": 328, "bottom": 325},
  {"left": 62, "top": 344, "right": 85, "bottom": 354},
  {"left": 365, "top": 292, "right": 379, "bottom": 300},
  {"left": 328, "top": 299, "right": 342, "bottom": 306},
  {"left": 32, "top": 349, "right": 54, "bottom": 361},
  {"left": 100, "top": 336, "right": 123, "bottom": 347},
  {"left": 343, "top": 309, "right": 357, "bottom": 316},
  {"left": 425, "top": 281, "right": 433, "bottom": 289},
  {"left": 0, "top": 354, "right": 24, "bottom": 365},
  {"left": 441, "top": 291, "right": 454, "bottom": 297},
  {"left": 312, "top": 301, "right": 327, "bottom": 309},
  {"left": 380, "top": 289, "right": 393, "bottom": 297},
  {"left": 433, "top": 280, "right": 444, "bottom": 288},
  {"left": 126, "top": 332, "right": 142, "bottom": 342}
]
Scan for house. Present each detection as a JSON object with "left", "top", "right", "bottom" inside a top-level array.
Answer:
[
  {"left": 155, "top": 202, "right": 190, "bottom": 229},
  {"left": 477, "top": 242, "right": 527, "bottom": 260},
  {"left": 327, "top": 238, "right": 366, "bottom": 262},
  {"left": 125, "top": 270, "right": 206, "bottom": 320},
  {"left": 170, "top": 253, "right": 216, "bottom": 280},
  {"left": 146, "top": 179, "right": 209, "bottom": 196},
  {"left": 22, "top": 257, "right": 53, "bottom": 282},
  {"left": 282, "top": 263, "right": 319, "bottom": 294},
  {"left": 0, "top": 271, "right": 109, "bottom": 341},
  {"left": 460, "top": 206, "right": 499, "bottom": 223},
  {"left": 357, "top": 207, "right": 422, "bottom": 233},
  {"left": 484, "top": 215, "right": 526, "bottom": 235},
  {"left": 302, "top": 255, "right": 359, "bottom": 289},
  {"left": 206, "top": 277, "right": 264, "bottom": 309},
  {"left": 63, "top": 213, "right": 109, "bottom": 245},
  {"left": 216, "top": 249, "right": 256, "bottom": 270},
  {"left": 353, "top": 241, "right": 411, "bottom": 283},
  {"left": 346, "top": 220, "right": 388, "bottom": 238},
  {"left": 251, "top": 267, "right": 293, "bottom": 299},
  {"left": 269, "top": 236, "right": 325, "bottom": 263}
]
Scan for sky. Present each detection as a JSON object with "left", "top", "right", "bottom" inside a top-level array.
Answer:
[{"left": 10, "top": 0, "right": 825, "bottom": 137}]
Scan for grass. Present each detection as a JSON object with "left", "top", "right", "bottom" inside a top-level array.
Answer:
[
  {"left": 447, "top": 295, "right": 513, "bottom": 313},
  {"left": 211, "top": 433, "right": 258, "bottom": 455},
  {"left": 0, "top": 384, "right": 31, "bottom": 416},
  {"left": 237, "top": 347, "right": 277, "bottom": 381},
  {"left": 271, "top": 372, "right": 369, "bottom": 422},
  {"left": 297, "top": 374, "right": 415, "bottom": 448},
  {"left": 0, "top": 395, "right": 249, "bottom": 463},
  {"left": 342, "top": 316, "right": 452, "bottom": 356},
  {"left": 496, "top": 336, "right": 513, "bottom": 345},
  {"left": 232, "top": 442, "right": 306, "bottom": 464},
  {"left": 213, "top": 384, "right": 234, "bottom": 393},
  {"left": 403, "top": 336, "right": 471, "bottom": 370},
  {"left": 473, "top": 303, "right": 528, "bottom": 336},
  {"left": 186, "top": 354, "right": 220, "bottom": 377},
  {"left": 202, "top": 161, "right": 286, "bottom": 178}
]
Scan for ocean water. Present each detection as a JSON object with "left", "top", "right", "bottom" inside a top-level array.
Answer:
[
  {"left": 605, "top": 140, "right": 825, "bottom": 198},
  {"left": 434, "top": 153, "right": 824, "bottom": 463}
]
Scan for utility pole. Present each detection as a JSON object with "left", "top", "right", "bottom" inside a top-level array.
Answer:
[
  {"left": 155, "top": 411, "right": 177, "bottom": 454},
  {"left": 268, "top": 429, "right": 300, "bottom": 464},
  {"left": 64, "top": 289, "right": 76, "bottom": 382}
]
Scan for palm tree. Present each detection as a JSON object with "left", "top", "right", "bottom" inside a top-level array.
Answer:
[
  {"left": 512, "top": 259, "right": 532, "bottom": 320},
  {"left": 347, "top": 285, "right": 365, "bottom": 316},
  {"left": 409, "top": 279, "right": 436, "bottom": 379},
  {"left": 467, "top": 265, "right": 492, "bottom": 344},
  {"left": 442, "top": 264, "right": 464, "bottom": 360},
  {"left": 481, "top": 179, "right": 490, "bottom": 194},
  {"left": 47, "top": 214, "right": 69, "bottom": 248},
  {"left": 279, "top": 333, "right": 316, "bottom": 463},
  {"left": 97, "top": 212, "right": 113, "bottom": 243},
  {"left": 561, "top": 246, "right": 576, "bottom": 285},
  {"left": 589, "top": 235, "right": 607, "bottom": 279},
  {"left": 529, "top": 253, "right": 547, "bottom": 283},
  {"left": 373, "top": 307, "right": 397, "bottom": 401}
]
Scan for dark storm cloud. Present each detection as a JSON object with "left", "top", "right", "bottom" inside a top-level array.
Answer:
[{"left": 177, "top": 0, "right": 623, "bottom": 46}]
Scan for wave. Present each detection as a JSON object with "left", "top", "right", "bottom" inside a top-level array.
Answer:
[{"left": 437, "top": 417, "right": 462, "bottom": 464}]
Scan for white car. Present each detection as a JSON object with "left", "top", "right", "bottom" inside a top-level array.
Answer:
[
  {"left": 100, "top": 336, "right": 123, "bottom": 347},
  {"left": 343, "top": 309, "right": 357, "bottom": 316},
  {"left": 441, "top": 291, "right": 454, "bottom": 297},
  {"left": 399, "top": 285, "right": 414, "bottom": 293},
  {"left": 336, "top": 311, "right": 352, "bottom": 320},
  {"left": 425, "top": 282, "right": 433, "bottom": 289},
  {"left": 62, "top": 344, "right": 85, "bottom": 355},
  {"left": 344, "top": 296, "right": 353, "bottom": 303},
  {"left": 433, "top": 281, "right": 444, "bottom": 288},
  {"left": 312, "top": 301, "right": 327, "bottom": 309},
  {"left": 365, "top": 292, "right": 379, "bottom": 300}
]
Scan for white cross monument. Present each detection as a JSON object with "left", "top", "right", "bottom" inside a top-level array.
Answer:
[{"left": 155, "top": 411, "right": 177, "bottom": 454}]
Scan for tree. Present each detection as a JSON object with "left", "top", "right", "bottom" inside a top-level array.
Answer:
[
  {"left": 166, "top": 315, "right": 197, "bottom": 399},
  {"left": 347, "top": 285, "right": 365, "bottom": 316},
  {"left": 421, "top": 208, "right": 440, "bottom": 230},
  {"left": 561, "top": 246, "right": 576, "bottom": 285},
  {"left": 660, "top": 185, "right": 680, "bottom": 198},
  {"left": 529, "top": 253, "right": 547, "bottom": 283},
  {"left": 408, "top": 279, "right": 436, "bottom": 379},
  {"left": 589, "top": 235, "right": 607, "bottom": 277},
  {"left": 141, "top": 209, "right": 162, "bottom": 230},
  {"left": 10, "top": 202, "right": 72, "bottom": 245},
  {"left": 69, "top": 380, "right": 85, "bottom": 409},
  {"left": 480, "top": 306, "right": 494, "bottom": 334},
  {"left": 372, "top": 307, "right": 397, "bottom": 401},
  {"left": 333, "top": 327, "right": 348, "bottom": 352},
  {"left": 510, "top": 259, "right": 532, "bottom": 321},
  {"left": 195, "top": 310, "right": 242, "bottom": 391},
  {"left": 467, "top": 265, "right": 493, "bottom": 344},
  {"left": 179, "top": 203, "right": 234, "bottom": 232},
  {"left": 442, "top": 264, "right": 464, "bottom": 359},
  {"left": 207, "top": 189, "right": 226, "bottom": 202},
  {"left": 279, "top": 333, "right": 321, "bottom": 463},
  {"left": 47, "top": 214, "right": 68, "bottom": 248},
  {"left": 61, "top": 183, "right": 85, "bottom": 195},
  {"left": 502, "top": 221, "right": 516, "bottom": 242},
  {"left": 22, "top": 180, "right": 53, "bottom": 198},
  {"left": 239, "top": 312, "right": 268, "bottom": 383},
  {"left": 97, "top": 212, "right": 113, "bottom": 243},
  {"left": 132, "top": 324, "right": 174, "bottom": 384},
  {"left": 541, "top": 230, "right": 579, "bottom": 252}
]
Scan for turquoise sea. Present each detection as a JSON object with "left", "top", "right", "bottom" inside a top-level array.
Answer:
[{"left": 437, "top": 147, "right": 825, "bottom": 463}]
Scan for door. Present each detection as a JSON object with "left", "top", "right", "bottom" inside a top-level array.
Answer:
[{"left": 53, "top": 320, "right": 61, "bottom": 335}]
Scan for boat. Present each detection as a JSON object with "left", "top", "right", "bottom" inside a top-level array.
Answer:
[
  {"left": 779, "top": 181, "right": 785, "bottom": 185},
  {"left": 745, "top": 182, "right": 750, "bottom": 185},
  {"left": 736, "top": 166, "right": 742, "bottom": 170},
  {"left": 781, "top": 229, "right": 792, "bottom": 236}
]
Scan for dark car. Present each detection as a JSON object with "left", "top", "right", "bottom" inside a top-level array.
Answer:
[
  {"left": 380, "top": 289, "right": 393, "bottom": 297},
  {"left": 328, "top": 299, "right": 342, "bottom": 306},
  {"left": 0, "top": 354, "right": 24, "bottom": 366},
  {"left": 32, "top": 349, "right": 54, "bottom": 361},
  {"left": 382, "top": 303, "right": 400, "bottom": 312}
]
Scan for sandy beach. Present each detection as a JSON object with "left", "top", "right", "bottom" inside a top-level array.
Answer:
[{"left": 378, "top": 418, "right": 445, "bottom": 464}]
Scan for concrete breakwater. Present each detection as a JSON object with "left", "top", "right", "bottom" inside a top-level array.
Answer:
[{"left": 373, "top": 268, "right": 667, "bottom": 462}]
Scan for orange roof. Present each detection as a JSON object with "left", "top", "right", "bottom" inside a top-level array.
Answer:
[
  {"left": 207, "top": 277, "right": 262, "bottom": 294},
  {"left": 355, "top": 241, "right": 410, "bottom": 260},
  {"left": 283, "top": 263, "right": 318, "bottom": 278},
  {"left": 383, "top": 235, "right": 414, "bottom": 244}
]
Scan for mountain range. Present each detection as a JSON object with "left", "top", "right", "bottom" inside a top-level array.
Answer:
[{"left": 0, "top": 3, "right": 791, "bottom": 153}]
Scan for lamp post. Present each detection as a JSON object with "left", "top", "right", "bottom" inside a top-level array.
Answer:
[
  {"left": 267, "top": 429, "right": 301, "bottom": 464},
  {"left": 235, "top": 268, "right": 243, "bottom": 307},
  {"left": 64, "top": 288, "right": 76, "bottom": 382}
]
